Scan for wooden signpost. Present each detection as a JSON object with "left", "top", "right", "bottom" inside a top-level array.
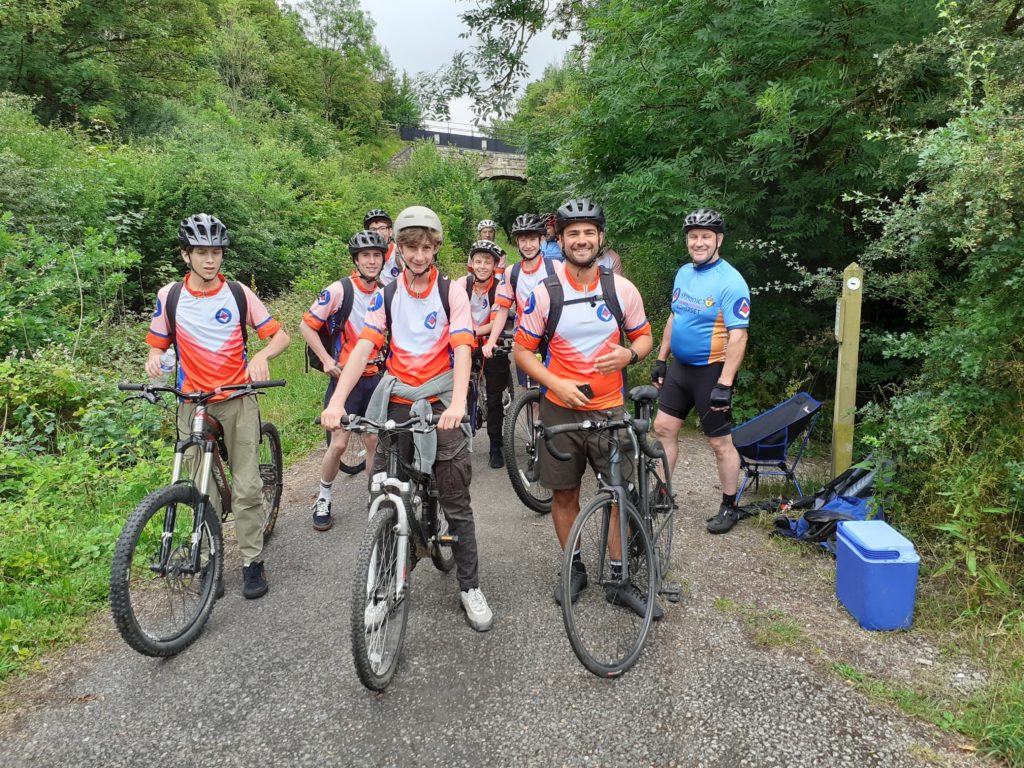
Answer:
[{"left": 832, "top": 263, "right": 864, "bottom": 478}]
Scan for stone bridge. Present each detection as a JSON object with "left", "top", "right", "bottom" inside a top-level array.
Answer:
[{"left": 390, "top": 124, "right": 527, "bottom": 181}]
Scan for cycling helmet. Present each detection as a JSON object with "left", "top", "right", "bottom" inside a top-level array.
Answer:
[
  {"left": 477, "top": 219, "right": 498, "bottom": 232},
  {"left": 178, "top": 213, "right": 230, "bottom": 248},
  {"left": 556, "top": 198, "right": 605, "bottom": 232},
  {"left": 683, "top": 208, "right": 725, "bottom": 234},
  {"left": 364, "top": 208, "right": 392, "bottom": 228},
  {"left": 468, "top": 239, "right": 505, "bottom": 262},
  {"left": 511, "top": 213, "right": 545, "bottom": 236},
  {"left": 394, "top": 205, "right": 443, "bottom": 242},
  {"left": 348, "top": 229, "right": 388, "bottom": 258}
]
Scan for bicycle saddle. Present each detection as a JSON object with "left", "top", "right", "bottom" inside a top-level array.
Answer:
[{"left": 628, "top": 385, "right": 659, "bottom": 403}]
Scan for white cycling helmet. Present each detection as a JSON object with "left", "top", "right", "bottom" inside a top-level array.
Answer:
[
  {"left": 477, "top": 219, "right": 498, "bottom": 232},
  {"left": 394, "top": 205, "right": 444, "bottom": 242}
]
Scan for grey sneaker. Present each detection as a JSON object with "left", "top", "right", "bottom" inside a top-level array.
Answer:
[
  {"left": 312, "top": 498, "right": 333, "bottom": 531},
  {"left": 706, "top": 503, "right": 743, "bottom": 534},
  {"left": 460, "top": 588, "right": 494, "bottom": 631}
]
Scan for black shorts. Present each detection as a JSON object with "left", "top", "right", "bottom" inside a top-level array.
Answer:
[
  {"left": 657, "top": 361, "right": 731, "bottom": 437},
  {"left": 324, "top": 374, "right": 381, "bottom": 417}
]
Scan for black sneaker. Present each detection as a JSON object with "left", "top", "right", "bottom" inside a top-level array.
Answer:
[
  {"left": 604, "top": 581, "right": 664, "bottom": 620},
  {"left": 312, "top": 498, "right": 333, "bottom": 531},
  {"left": 489, "top": 448, "right": 504, "bottom": 469},
  {"left": 553, "top": 561, "right": 589, "bottom": 606},
  {"left": 242, "top": 561, "right": 269, "bottom": 599},
  {"left": 706, "top": 503, "right": 744, "bottom": 534}
]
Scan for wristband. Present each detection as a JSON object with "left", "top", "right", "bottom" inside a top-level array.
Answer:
[{"left": 628, "top": 348, "right": 639, "bottom": 366}]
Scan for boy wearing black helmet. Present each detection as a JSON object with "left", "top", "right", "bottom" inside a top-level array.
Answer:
[
  {"left": 365, "top": 209, "right": 402, "bottom": 286},
  {"left": 300, "top": 229, "right": 386, "bottom": 531},
  {"left": 651, "top": 208, "right": 750, "bottom": 535},
  {"left": 456, "top": 240, "right": 514, "bottom": 468},
  {"left": 145, "top": 213, "right": 290, "bottom": 599}
]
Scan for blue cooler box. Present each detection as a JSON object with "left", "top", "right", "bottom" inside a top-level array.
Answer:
[{"left": 836, "top": 520, "right": 919, "bottom": 630}]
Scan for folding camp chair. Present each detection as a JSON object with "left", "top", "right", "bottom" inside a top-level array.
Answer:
[{"left": 731, "top": 392, "right": 822, "bottom": 504}]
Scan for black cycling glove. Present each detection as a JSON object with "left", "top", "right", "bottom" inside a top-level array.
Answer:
[
  {"left": 709, "top": 383, "right": 732, "bottom": 410},
  {"left": 651, "top": 359, "right": 667, "bottom": 384}
]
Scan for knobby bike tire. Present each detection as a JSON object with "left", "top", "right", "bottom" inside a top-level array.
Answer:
[
  {"left": 561, "top": 496, "right": 657, "bottom": 678},
  {"left": 338, "top": 431, "right": 368, "bottom": 475},
  {"left": 351, "top": 503, "right": 411, "bottom": 691},
  {"left": 502, "top": 388, "right": 552, "bottom": 514},
  {"left": 428, "top": 499, "right": 456, "bottom": 573},
  {"left": 109, "top": 484, "right": 223, "bottom": 657},
  {"left": 259, "top": 421, "right": 283, "bottom": 539}
]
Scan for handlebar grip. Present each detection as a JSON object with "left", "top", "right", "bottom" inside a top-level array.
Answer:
[
  {"left": 118, "top": 383, "right": 145, "bottom": 391},
  {"left": 250, "top": 379, "right": 287, "bottom": 388},
  {"left": 541, "top": 423, "right": 576, "bottom": 462}
]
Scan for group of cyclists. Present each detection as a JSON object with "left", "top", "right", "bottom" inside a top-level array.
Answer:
[{"left": 144, "top": 200, "right": 750, "bottom": 633}]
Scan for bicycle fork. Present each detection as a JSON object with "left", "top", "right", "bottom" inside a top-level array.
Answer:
[{"left": 366, "top": 475, "right": 414, "bottom": 599}]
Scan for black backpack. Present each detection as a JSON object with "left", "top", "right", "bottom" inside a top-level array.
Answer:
[
  {"left": 305, "top": 278, "right": 355, "bottom": 373},
  {"left": 165, "top": 279, "right": 249, "bottom": 354},
  {"left": 539, "top": 266, "right": 624, "bottom": 347}
]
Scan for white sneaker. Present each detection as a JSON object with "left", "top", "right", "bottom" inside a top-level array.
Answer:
[
  {"left": 364, "top": 599, "right": 387, "bottom": 630},
  {"left": 460, "top": 588, "right": 493, "bottom": 632}
]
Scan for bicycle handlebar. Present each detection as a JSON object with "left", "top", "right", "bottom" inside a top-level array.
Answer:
[
  {"left": 541, "top": 416, "right": 653, "bottom": 462},
  {"left": 119, "top": 380, "right": 286, "bottom": 402},
  {"left": 314, "top": 412, "right": 471, "bottom": 431}
]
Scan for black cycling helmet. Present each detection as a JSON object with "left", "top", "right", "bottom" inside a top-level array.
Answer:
[
  {"left": 363, "top": 208, "right": 392, "bottom": 228},
  {"left": 556, "top": 198, "right": 605, "bottom": 232},
  {"left": 178, "top": 213, "right": 230, "bottom": 248},
  {"left": 511, "top": 213, "right": 545, "bottom": 236},
  {"left": 348, "top": 229, "right": 388, "bottom": 258},
  {"left": 468, "top": 239, "right": 505, "bottom": 262},
  {"left": 683, "top": 208, "right": 725, "bottom": 234}
]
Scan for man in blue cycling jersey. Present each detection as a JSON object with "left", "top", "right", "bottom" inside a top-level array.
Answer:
[{"left": 651, "top": 209, "right": 751, "bottom": 534}]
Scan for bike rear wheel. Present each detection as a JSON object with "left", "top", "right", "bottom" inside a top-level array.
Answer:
[
  {"left": 561, "top": 496, "right": 656, "bottom": 678},
  {"left": 109, "top": 484, "right": 223, "bottom": 657},
  {"left": 258, "top": 421, "right": 283, "bottom": 538},
  {"left": 503, "top": 388, "right": 552, "bottom": 514},
  {"left": 351, "top": 504, "right": 410, "bottom": 691},
  {"left": 646, "top": 463, "right": 675, "bottom": 580},
  {"left": 338, "top": 431, "right": 368, "bottom": 475}
]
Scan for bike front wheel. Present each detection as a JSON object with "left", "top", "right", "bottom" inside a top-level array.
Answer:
[
  {"left": 503, "top": 388, "right": 552, "bottom": 514},
  {"left": 561, "top": 496, "right": 657, "bottom": 678},
  {"left": 258, "top": 421, "right": 283, "bottom": 539},
  {"left": 109, "top": 484, "right": 223, "bottom": 657},
  {"left": 338, "top": 431, "right": 368, "bottom": 475},
  {"left": 351, "top": 503, "right": 411, "bottom": 691}
]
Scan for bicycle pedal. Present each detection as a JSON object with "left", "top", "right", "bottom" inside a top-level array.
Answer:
[
  {"left": 436, "top": 534, "right": 459, "bottom": 545},
  {"left": 660, "top": 582, "right": 682, "bottom": 603}
]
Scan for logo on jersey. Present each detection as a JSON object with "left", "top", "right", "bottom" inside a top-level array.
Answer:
[
  {"left": 596, "top": 303, "right": 613, "bottom": 322},
  {"left": 424, "top": 311, "right": 438, "bottom": 329},
  {"left": 733, "top": 297, "right": 751, "bottom": 320},
  {"left": 390, "top": 266, "right": 400, "bottom": 277},
  {"left": 369, "top": 292, "right": 383, "bottom": 311},
  {"left": 524, "top": 294, "right": 536, "bottom": 315},
  {"left": 317, "top": 289, "right": 330, "bottom": 306},
  {"left": 152, "top": 298, "right": 163, "bottom": 318},
  {"left": 672, "top": 288, "right": 680, "bottom": 303},
  {"left": 705, "top": 296, "right": 715, "bottom": 308},
  {"left": 215, "top": 308, "right": 233, "bottom": 324}
]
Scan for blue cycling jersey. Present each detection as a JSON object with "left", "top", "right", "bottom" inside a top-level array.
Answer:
[
  {"left": 540, "top": 239, "right": 563, "bottom": 261},
  {"left": 669, "top": 257, "right": 750, "bottom": 366}
]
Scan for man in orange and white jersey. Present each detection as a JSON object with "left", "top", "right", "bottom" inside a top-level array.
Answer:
[
  {"left": 321, "top": 206, "right": 494, "bottom": 633},
  {"left": 514, "top": 198, "right": 657, "bottom": 617},
  {"left": 145, "top": 213, "right": 290, "bottom": 599}
]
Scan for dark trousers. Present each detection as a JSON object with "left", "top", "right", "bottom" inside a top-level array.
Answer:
[
  {"left": 374, "top": 400, "right": 479, "bottom": 591},
  {"left": 484, "top": 355, "right": 511, "bottom": 444}
]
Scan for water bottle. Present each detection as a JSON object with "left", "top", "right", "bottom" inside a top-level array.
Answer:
[{"left": 151, "top": 348, "right": 176, "bottom": 386}]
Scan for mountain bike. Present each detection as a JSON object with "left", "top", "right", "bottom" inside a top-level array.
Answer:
[
  {"left": 503, "top": 370, "right": 552, "bottom": 514},
  {"left": 544, "top": 385, "right": 679, "bottom": 677},
  {"left": 109, "top": 380, "right": 286, "bottom": 657},
  {"left": 467, "top": 332, "right": 515, "bottom": 447},
  {"left": 344, "top": 402, "right": 465, "bottom": 691},
  {"left": 333, "top": 353, "right": 387, "bottom": 476}
]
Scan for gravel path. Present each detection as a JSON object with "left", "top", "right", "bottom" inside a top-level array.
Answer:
[{"left": 0, "top": 430, "right": 991, "bottom": 767}]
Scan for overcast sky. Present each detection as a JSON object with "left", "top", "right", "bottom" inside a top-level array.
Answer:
[{"left": 361, "top": 0, "right": 575, "bottom": 127}]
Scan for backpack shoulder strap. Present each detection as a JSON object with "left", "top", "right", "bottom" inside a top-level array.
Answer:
[
  {"left": 543, "top": 256, "right": 555, "bottom": 276},
  {"left": 598, "top": 267, "right": 625, "bottom": 337},
  {"left": 165, "top": 281, "right": 184, "bottom": 347},
  {"left": 509, "top": 262, "right": 522, "bottom": 295},
  {"left": 465, "top": 273, "right": 475, "bottom": 299},
  {"left": 541, "top": 272, "right": 564, "bottom": 346},
  {"left": 382, "top": 279, "right": 399, "bottom": 334},
  {"left": 333, "top": 277, "right": 355, "bottom": 338},
  {"left": 226, "top": 281, "right": 250, "bottom": 352},
  {"left": 438, "top": 274, "right": 451, "bottom": 322}
]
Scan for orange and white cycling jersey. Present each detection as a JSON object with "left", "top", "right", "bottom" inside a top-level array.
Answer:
[
  {"left": 380, "top": 242, "right": 402, "bottom": 286},
  {"left": 515, "top": 270, "right": 650, "bottom": 411},
  {"left": 302, "top": 272, "right": 379, "bottom": 376},
  {"left": 454, "top": 274, "right": 513, "bottom": 334},
  {"left": 499, "top": 256, "right": 563, "bottom": 321},
  {"left": 360, "top": 268, "right": 475, "bottom": 401},
  {"left": 146, "top": 274, "right": 281, "bottom": 395}
]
